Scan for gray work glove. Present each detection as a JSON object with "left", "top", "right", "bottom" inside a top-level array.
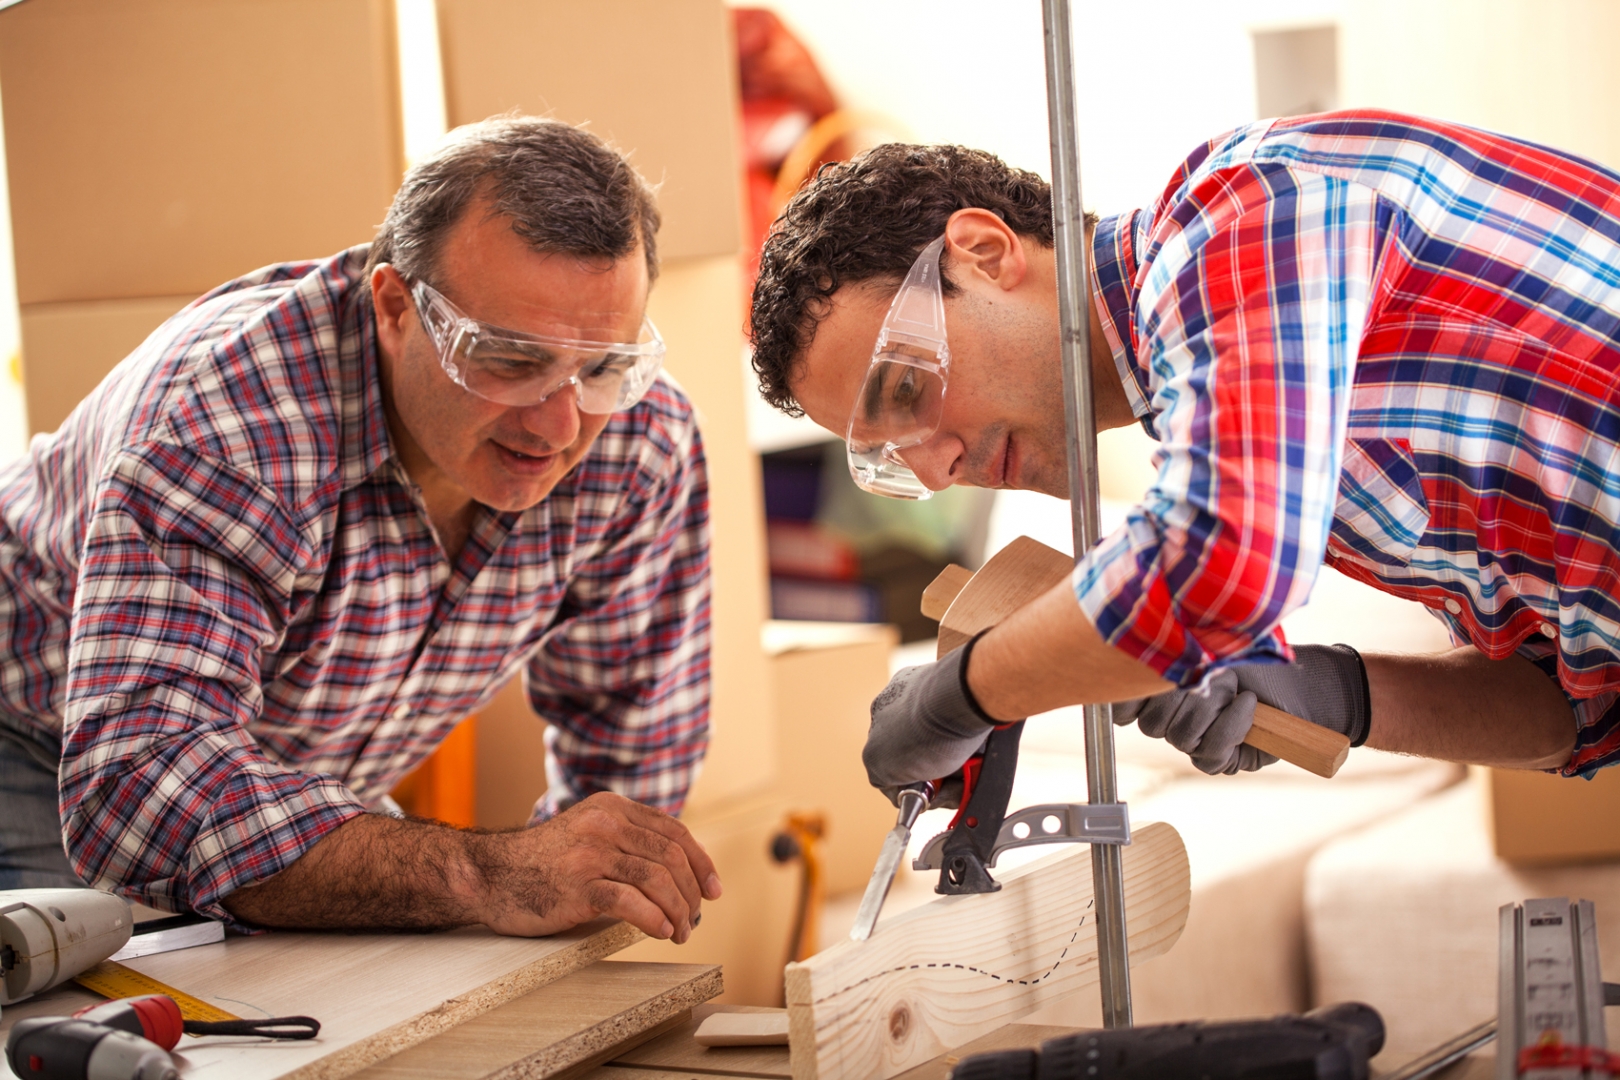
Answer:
[
  {"left": 1113, "top": 643, "right": 1370, "bottom": 775},
  {"left": 863, "top": 634, "right": 1004, "bottom": 809}
]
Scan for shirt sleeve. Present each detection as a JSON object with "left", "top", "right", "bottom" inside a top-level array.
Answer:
[
  {"left": 1074, "top": 165, "right": 1385, "bottom": 687},
  {"left": 60, "top": 442, "right": 366, "bottom": 926},
  {"left": 527, "top": 409, "right": 712, "bottom": 820}
]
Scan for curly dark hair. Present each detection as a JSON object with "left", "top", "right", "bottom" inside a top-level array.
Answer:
[{"left": 748, "top": 143, "right": 1060, "bottom": 416}]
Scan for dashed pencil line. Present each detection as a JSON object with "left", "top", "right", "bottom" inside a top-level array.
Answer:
[{"left": 812, "top": 900, "right": 1095, "bottom": 1004}]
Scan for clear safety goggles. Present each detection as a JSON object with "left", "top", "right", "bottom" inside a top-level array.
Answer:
[
  {"left": 410, "top": 279, "right": 666, "bottom": 415},
  {"left": 845, "top": 236, "right": 950, "bottom": 500}
]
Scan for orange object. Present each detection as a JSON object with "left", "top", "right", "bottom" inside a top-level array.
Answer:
[{"left": 390, "top": 717, "right": 478, "bottom": 827}]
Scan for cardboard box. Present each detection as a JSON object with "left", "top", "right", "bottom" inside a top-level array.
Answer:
[
  {"left": 0, "top": 0, "right": 403, "bottom": 306},
  {"left": 762, "top": 621, "right": 901, "bottom": 897},
  {"left": 436, "top": 0, "right": 744, "bottom": 262},
  {"left": 1484, "top": 765, "right": 1620, "bottom": 865},
  {"left": 19, "top": 296, "right": 195, "bottom": 436}
]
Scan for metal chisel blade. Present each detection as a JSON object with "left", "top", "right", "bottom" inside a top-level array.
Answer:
[{"left": 849, "top": 824, "right": 911, "bottom": 942}]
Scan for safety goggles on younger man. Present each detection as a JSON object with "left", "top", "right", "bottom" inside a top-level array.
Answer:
[
  {"left": 845, "top": 236, "right": 950, "bottom": 500},
  {"left": 411, "top": 279, "right": 666, "bottom": 414}
]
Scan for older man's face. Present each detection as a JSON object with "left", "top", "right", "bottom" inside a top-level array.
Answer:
[{"left": 378, "top": 199, "right": 650, "bottom": 514}]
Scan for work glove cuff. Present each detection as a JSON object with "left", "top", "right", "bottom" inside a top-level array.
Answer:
[
  {"left": 1303, "top": 643, "right": 1371, "bottom": 747},
  {"left": 921, "top": 631, "right": 1000, "bottom": 740}
]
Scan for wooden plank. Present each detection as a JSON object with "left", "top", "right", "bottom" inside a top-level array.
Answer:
[
  {"left": 608, "top": 1004, "right": 793, "bottom": 1079},
  {"left": 353, "top": 961, "right": 723, "bottom": 1080},
  {"left": 919, "top": 565, "right": 973, "bottom": 622},
  {"left": 934, "top": 538, "right": 1071, "bottom": 657},
  {"left": 0, "top": 919, "right": 641, "bottom": 1079},
  {"left": 928, "top": 536, "right": 1350, "bottom": 778},
  {"left": 784, "top": 822, "right": 1190, "bottom": 1080},
  {"left": 694, "top": 1011, "right": 789, "bottom": 1046}
]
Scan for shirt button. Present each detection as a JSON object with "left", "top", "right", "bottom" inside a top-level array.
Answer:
[
  {"left": 1540, "top": 622, "right": 1558, "bottom": 638},
  {"left": 392, "top": 704, "right": 410, "bottom": 721},
  {"left": 1444, "top": 599, "right": 1462, "bottom": 615}
]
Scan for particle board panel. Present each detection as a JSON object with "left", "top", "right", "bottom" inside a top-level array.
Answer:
[
  {"left": 784, "top": 822, "right": 1190, "bottom": 1080},
  {"left": 0, "top": 918, "right": 641, "bottom": 1080},
  {"left": 18, "top": 295, "right": 196, "bottom": 436},
  {"left": 353, "top": 961, "right": 723, "bottom": 1080},
  {"left": 436, "top": 0, "right": 744, "bottom": 261},
  {"left": 0, "top": 0, "right": 403, "bottom": 306}
]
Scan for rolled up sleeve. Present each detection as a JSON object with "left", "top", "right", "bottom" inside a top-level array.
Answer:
[{"left": 1075, "top": 166, "right": 1383, "bottom": 687}]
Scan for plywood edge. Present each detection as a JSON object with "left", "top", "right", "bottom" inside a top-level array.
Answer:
[{"left": 285, "top": 919, "right": 644, "bottom": 1080}]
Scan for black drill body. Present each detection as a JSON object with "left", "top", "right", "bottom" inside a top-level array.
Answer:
[{"left": 950, "top": 1002, "right": 1385, "bottom": 1080}]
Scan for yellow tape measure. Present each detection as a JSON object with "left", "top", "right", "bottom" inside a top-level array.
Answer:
[{"left": 74, "top": 960, "right": 241, "bottom": 1024}]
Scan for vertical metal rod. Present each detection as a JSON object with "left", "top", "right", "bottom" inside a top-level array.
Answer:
[{"left": 1040, "top": 0, "right": 1133, "bottom": 1028}]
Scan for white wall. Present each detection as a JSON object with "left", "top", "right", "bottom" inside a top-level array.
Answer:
[{"left": 751, "top": 0, "right": 1344, "bottom": 213}]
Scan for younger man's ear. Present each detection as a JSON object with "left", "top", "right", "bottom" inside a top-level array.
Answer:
[{"left": 942, "top": 208, "right": 1028, "bottom": 291}]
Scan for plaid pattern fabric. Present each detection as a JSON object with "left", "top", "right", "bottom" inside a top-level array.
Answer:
[
  {"left": 0, "top": 247, "right": 712, "bottom": 920},
  {"left": 1082, "top": 110, "right": 1620, "bottom": 777}
]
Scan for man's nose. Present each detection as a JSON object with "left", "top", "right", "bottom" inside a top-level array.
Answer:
[
  {"left": 899, "top": 433, "right": 964, "bottom": 491},
  {"left": 517, "top": 383, "right": 582, "bottom": 446}
]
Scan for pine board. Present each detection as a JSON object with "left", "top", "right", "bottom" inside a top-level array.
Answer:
[{"left": 784, "top": 822, "right": 1190, "bottom": 1080}]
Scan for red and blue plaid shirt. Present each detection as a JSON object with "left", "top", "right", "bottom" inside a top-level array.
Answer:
[
  {"left": 0, "top": 247, "right": 712, "bottom": 921},
  {"left": 1081, "top": 110, "right": 1620, "bottom": 777}
]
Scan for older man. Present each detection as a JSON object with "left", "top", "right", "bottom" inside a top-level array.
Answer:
[
  {"left": 748, "top": 110, "right": 1619, "bottom": 797},
  {"left": 0, "top": 116, "right": 720, "bottom": 943}
]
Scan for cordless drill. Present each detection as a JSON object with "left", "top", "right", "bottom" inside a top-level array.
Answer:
[{"left": 950, "top": 1002, "right": 1385, "bottom": 1080}]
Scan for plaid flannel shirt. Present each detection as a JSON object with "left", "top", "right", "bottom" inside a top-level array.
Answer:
[
  {"left": 0, "top": 247, "right": 712, "bottom": 921},
  {"left": 1082, "top": 109, "right": 1620, "bottom": 777}
]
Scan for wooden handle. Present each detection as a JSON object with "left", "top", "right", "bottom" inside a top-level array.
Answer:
[
  {"left": 1244, "top": 703, "right": 1349, "bottom": 778},
  {"left": 921, "top": 537, "right": 1350, "bottom": 779}
]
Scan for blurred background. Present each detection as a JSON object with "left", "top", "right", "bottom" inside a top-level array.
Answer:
[{"left": 4, "top": 0, "right": 1620, "bottom": 1066}]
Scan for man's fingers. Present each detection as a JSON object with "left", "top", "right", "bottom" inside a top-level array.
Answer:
[
  {"left": 585, "top": 879, "right": 675, "bottom": 941},
  {"left": 618, "top": 800, "right": 723, "bottom": 900},
  {"left": 600, "top": 854, "right": 694, "bottom": 943}
]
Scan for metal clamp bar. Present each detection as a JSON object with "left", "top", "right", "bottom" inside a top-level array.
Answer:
[
  {"left": 912, "top": 802, "right": 1130, "bottom": 872},
  {"left": 1040, "top": 0, "right": 1133, "bottom": 1029}
]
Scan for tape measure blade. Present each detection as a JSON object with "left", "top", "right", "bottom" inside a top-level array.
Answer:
[{"left": 74, "top": 959, "right": 242, "bottom": 1025}]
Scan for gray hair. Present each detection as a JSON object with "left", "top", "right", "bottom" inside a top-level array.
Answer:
[{"left": 366, "top": 115, "right": 661, "bottom": 290}]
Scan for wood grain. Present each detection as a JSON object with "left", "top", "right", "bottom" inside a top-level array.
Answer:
[
  {"left": 0, "top": 918, "right": 641, "bottom": 1079},
  {"left": 784, "top": 822, "right": 1190, "bottom": 1080},
  {"left": 933, "top": 538, "right": 1072, "bottom": 657},
  {"left": 927, "top": 535, "right": 1351, "bottom": 778},
  {"left": 353, "top": 960, "right": 723, "bottom": 1080},
  {"left": 920, "top": 565, "right": 973, "bottom": 622}
]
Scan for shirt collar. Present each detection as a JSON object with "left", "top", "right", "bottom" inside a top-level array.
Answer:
[
  {"left": 1089, "top": 210, "right": 1153, "bottom": 422},
  {"left": 334, "top": 247, "right": 396, "bottom": 487}
]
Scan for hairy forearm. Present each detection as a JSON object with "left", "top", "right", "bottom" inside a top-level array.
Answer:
[
  {"left": 967, "top": 581, "right": 1172, "bottom": 719},
  {"left": 221, "top": 792, "right": 721, "bottom": 940},
  {"left": 222, "top": 814, "right": 485, "bottom": 931},
  {"left": 1363, "top": 647, "right": 1575, "bottom": 769}
]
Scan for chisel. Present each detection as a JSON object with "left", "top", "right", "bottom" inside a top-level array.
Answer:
[{"left": 849, "top": 781, "right": 934, "bottom": 941}]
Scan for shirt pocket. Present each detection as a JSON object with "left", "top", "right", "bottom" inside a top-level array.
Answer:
[{"left": 1330, "top": 437, "right": 1431, "bottom": 567}]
